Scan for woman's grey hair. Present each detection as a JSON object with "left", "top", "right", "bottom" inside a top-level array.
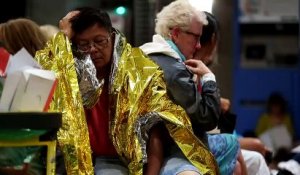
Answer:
[{"left": 155, "top": 0, "right": 207, "bottom": 39}]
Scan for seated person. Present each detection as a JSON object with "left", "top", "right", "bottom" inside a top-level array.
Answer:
[
  {"left": 256, "top": 92, "right": 294, "bottom": 153},
  {"left": 0, "top": 18, "right": 48, "bottom": 175},
  {"left": 194, "top": 11, "right": 271, "bottom": 175},
  {"left": 45, "top": 4, "right": 220, "bottom": 175},
  {"left": 140, "top": 5, "right": 244, "bottom": 174}
]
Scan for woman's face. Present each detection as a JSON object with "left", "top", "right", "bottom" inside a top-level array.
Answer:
[
  {"left": 73, "top": 23, "right": 114, "bottom": 70},
  {"left": 171, "top": 16, "right": 203, "bottom": 60}
]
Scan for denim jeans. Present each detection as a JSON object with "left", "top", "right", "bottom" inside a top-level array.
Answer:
[{"left": 94, "top": 148, "right": 200, "bottom": 175}]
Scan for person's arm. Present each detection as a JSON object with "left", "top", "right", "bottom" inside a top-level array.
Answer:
[
  {"left": 59, "top": 11, "right": 80, "bottom": 39},
  {"left": 170, "top": 70, "right": 220, "bottom": 131},
  {"left": 239, "top": 137, "right": 268, "bottom": 156},
  {"left": 180, "top": 59, "right": 220, "bottom": 131},
  {"left": 220, "top": 97, "right": 231, "bottom": 113},
  {"left": 144, "top": 124, "right": 165, "bottom": 175},
  {"left": 150, "top": 55, "right": 220, "bottom": 132}
]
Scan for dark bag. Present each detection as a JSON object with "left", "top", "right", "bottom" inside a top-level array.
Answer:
[{"left": 218, "top": 112, "right": 237, "bottom": 134}]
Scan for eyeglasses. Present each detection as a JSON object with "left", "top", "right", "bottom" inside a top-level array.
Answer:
[
  {"left": 183, "top": 30, "right": 201, "bottom": 41},
  {"left": 77, "top": 35, "right": 111, "bottom": 53}
]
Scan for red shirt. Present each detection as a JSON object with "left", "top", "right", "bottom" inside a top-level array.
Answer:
[
  {"left": 197, "top": 82, "right": 202, "bottom": 93},
  {"left": 84, "top": 83, "right": 118, "bottom": 157},
  {"left": 0, "top": 47, "right": 9, "bottom": 76}
]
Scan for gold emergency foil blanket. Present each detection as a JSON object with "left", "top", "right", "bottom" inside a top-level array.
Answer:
[
  {"left": 35, "top": 32, "right": 93, "bottom": 174},
  {"left": 109, "top": 33, "right": 219, "bottom": 175},
  {"left": 74, "top": 55, "right": 103, "bottom": 108}
]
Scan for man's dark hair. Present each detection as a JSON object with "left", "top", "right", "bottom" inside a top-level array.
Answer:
[
  {"left": 200, "top": 11, "right": 219, "bottom": 45},
  {"left": 71, "top": 7, "right": 113, "bottom": 35}
]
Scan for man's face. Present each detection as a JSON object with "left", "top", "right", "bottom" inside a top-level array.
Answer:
[
  {"left": 74, "top": 23, "right": 114, "bottom": 69},
  {"left": 172, "top": 16, "right": 203, "bottom": 60}
]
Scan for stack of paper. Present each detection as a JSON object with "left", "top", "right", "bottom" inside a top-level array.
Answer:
[{"left": 0, "top": 48, "right": 57, "bottom": 112}]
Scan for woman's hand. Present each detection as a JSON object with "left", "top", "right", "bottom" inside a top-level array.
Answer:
[
  {"left": 184, "top": 59, "right": 211, "bottom": 77},
  {"left": 59, "top": 11, "right": 80, "bottom": 39}
]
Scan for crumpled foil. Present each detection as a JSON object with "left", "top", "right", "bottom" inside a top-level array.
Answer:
[
  {"left": 108, "top": 31, "right": 219, "bottom": 175},
  {"left": 74, "top": 55, "right": 103, "bottom": 108},
  {"left": 35, "top": 30, "right": 218, "bottom": 175},
  {"left": 35, "top": 32, "right": 93, "bottom": 175}
]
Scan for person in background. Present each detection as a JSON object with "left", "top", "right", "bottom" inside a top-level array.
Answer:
[
  {"left": 276, "top": 152, "right": 300, "bottom": 175},
  {"left": 140, "top": 1, "right": 245, "bottom": 174},
  {"left": 194, "top": 11, "right": 271, "bottom": 175},
  {"left": 0, "top": 18, "right": 48, "bottom": 175},
  {"left": 256, "top": 92, "right": 294, "bottom": 152},
  {"left": 40, "top": 24, "right": 60, "bottom": 40},
  {"left": 57, "top": 5, "right": 219, "bottom": 175},
  {"left": 0, "top": 18, "right": 47, "bottom": 57}
]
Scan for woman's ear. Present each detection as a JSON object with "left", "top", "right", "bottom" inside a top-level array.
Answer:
[{"left": 170, "top": 27, "right": 180, "bottom": 43}]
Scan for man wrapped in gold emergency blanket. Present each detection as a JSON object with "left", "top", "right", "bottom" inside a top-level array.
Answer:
[{"left": 35, "top": 32, "right": 218, "bottom": 175}]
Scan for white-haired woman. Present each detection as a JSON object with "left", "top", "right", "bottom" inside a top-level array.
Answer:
[{"left": 141, "top": 0, "right": 221, "bottom": 175}]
